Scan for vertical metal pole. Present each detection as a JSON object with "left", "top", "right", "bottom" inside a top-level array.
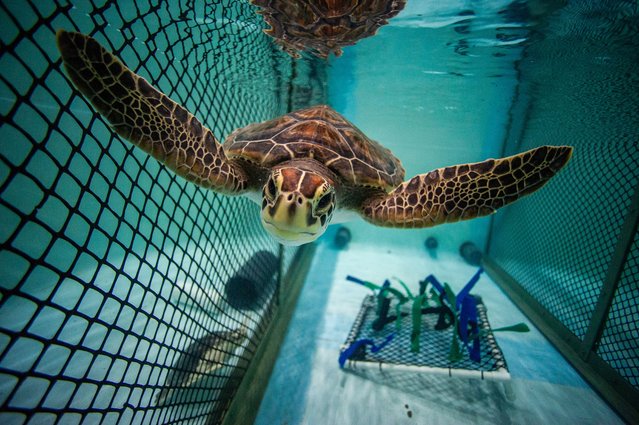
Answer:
[{"left": 277, "top": 243, "right": 284, "bottom": 306}]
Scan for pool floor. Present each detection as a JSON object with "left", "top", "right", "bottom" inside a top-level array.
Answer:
[{"left": 256, "top": 240, "right": 622, "bottom": 425}]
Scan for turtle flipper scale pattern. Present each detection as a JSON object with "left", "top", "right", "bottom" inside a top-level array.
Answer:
[
  {"left": 56, "top": 30, "right": 248, "bottom": 194},
  {"left": 361, "top": 145, "right": 573, "bottom": 228}
]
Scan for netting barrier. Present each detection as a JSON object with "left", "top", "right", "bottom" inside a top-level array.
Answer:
[
  {"left": 486, "top": 0, "right": 639, "bottom": 414},
  {"left": 0, "top": 1, "right": 326, "bottom": 424},
  {"left": 597, "top": 231, "right": 639, "bottom": 389}
]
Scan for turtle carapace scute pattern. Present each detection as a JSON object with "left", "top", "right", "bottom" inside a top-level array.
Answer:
[
  {"left": 56, "top": 30, "right": 573, "bottom": 246},
  {"left": 251, "top": 0, "right": 407, "bottom": 58},
  {"left": 223, "top": 106, "right": 405, "bottom": 190}
]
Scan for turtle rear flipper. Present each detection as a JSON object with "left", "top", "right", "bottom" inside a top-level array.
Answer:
[
  {"left": 56, "top": 30, "right": 248, "bottom": 194},
  {"left": 360, "top": 145, "right": 573, "bottom": 228}
]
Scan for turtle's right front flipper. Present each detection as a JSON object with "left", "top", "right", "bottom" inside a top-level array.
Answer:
[
  {"left": 361, "top": 145, "right": 573, "bottom": 228},
  {"left": 56, "top": 30, "right": 248, "bottom": 194}
]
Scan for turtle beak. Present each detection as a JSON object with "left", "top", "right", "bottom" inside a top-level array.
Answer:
[{"left": 261, "top": 191, "right": 325, "bottom": 245}]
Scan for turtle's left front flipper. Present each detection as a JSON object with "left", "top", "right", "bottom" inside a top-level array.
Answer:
[
  {"left": 360, "top": 145, "right": 573, "bottom": 228},
  {"left": 56, "top": 30, "right": 248, "bottom": 194}
]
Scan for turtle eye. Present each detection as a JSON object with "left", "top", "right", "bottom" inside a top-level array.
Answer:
[
  {"left": 265, "top": 178, "right": 277, "bottom": 200},
  {"left": 316, "top": 192, "right": 333, "bottom": 212}
]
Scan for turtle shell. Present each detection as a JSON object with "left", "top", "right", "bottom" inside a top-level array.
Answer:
[
  {"left": 223, "top": 105, "right": 405, "bottom": 191},
  {"left": 251, "top": 0, "right": 407, "bottom": 58}
]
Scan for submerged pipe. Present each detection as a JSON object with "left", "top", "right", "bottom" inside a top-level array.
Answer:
[
  {"left": 225, "top": 250, "right": 279, "bottom": 311},
  {"left": 460, "top": 241, "right": 483, "bottom": 266}
]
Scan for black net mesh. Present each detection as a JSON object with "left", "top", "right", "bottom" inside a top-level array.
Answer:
[
  {"left": 596, "top": 229, "right": 639, "bottom": 388},
  {"left": 487, "top": 0, "right": 639, "bottom": 393},
  {"left": 0, "top": 1, "right": 326, "bottom": 424},
  {"left": 340, "top": 295, "right": 508, "bottom": 377}
]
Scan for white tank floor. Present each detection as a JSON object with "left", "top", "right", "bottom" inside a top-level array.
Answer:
[{"left": 255, "top": 239, "right": 622, "bottom": 425}]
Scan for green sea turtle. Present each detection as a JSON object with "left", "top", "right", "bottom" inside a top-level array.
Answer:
[
  {"left": 251, "top": 0, "right": 407, "bottom": 58},
  {"left": 56, "top": 30, "right": 573, "bottom": 246}
]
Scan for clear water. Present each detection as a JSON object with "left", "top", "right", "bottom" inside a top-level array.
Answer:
[
  {"left": 1, "top": 0, "right": 637, "bottom": 424},
  {"left": 0, "top": 2, "right": 299, "bottom": 424},
  {"left": 257, "top": 0, "right": 637, "bottom": 423},
  {"left": 328, "top": 0, "right": 638, "bottom": 255},
  {"left": 327, "top": 0, "right": 530, "bottom": 251}
]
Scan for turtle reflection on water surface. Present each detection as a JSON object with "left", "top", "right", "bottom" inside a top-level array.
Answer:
[
  {"left": 56, "top": 30, "right": 573, "bottom": 246},
  {"left": 251, "top": 0, "right": 407, "bottom": 58}
]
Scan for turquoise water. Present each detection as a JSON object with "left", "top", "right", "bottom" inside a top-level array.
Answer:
[
  {"left": 0, "top": 2, "right": 310, "bottom": 424},
  {"left": 327, "top": 0, "right": 525, "bottom": 251},
  {"left": 257, "top": 0, "right": 637, "bottom": 424},
  {"left": 1, "top": 0, "right": 637, "bottom": 424}
]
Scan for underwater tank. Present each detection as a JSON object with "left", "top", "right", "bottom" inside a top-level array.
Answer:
[{"left": 0, "top": 1, "right": 637, "bottom": 424}]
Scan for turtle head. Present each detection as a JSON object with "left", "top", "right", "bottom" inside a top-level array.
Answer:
[{"left": 260, "top": 167, "right": 336, "bottom": 246}]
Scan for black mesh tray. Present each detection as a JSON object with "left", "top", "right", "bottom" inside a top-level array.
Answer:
[{"left": 340, "top": 295, "right": 510, "bottom": 380}]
